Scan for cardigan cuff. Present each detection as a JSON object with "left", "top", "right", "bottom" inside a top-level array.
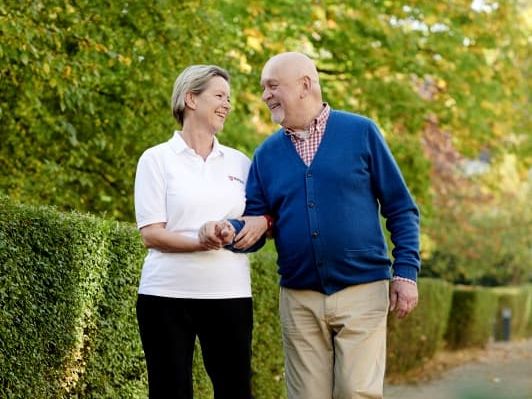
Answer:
[
  {"left": 223, "top": 219, "right": 266, "bottom": 253},
  {"left": 226, "top": 219, "right": 245, "bottom": 235},
  {"left": 392, "top": 264, "right": 418, "bottom": 282}
]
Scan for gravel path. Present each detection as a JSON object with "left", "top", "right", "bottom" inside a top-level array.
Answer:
[{"left": 384, "top": 339, "right": 532, "bottom": 399}]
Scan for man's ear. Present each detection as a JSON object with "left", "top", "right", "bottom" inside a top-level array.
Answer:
[
  {"left": 185, "top": 92, "right": 197, "bottom": 110},
  {"left": 300, "top": 75, "right": 312, "bottom": 99}
]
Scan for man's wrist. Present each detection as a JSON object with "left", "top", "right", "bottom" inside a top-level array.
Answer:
[
  {"left": 263, "top": 215, "right": 274, "bottom": 230},
  {"left": 392, "top": 276, "right": 417, "bottom": 286}
]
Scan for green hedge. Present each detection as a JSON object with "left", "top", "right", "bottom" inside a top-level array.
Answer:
[
  {"left": 386, "top": 278, "right": 454, "bottom": 374},
  {"left": 445, "top": 285, "right": 499, "bottom": 349},
  {"left": 3, "top": 197, "right": 525, "bottom": 397},
  {"left": 492, "top": 285, "right": 532, "bottom": 341},
  {"left": 70, "top": 222, "right": 147, "bottom": 398},
  {"left": 0, "top": 198, "right": 116, "bottom": 397},
  {"left": 0, "top": 198, "right": 284, "bottom": 398},
  {"left": 526, "top": 285, "right": 532, "bottom": 337},
  {"left": 249, "top": 243, "right": 286, "bottom": 398}
]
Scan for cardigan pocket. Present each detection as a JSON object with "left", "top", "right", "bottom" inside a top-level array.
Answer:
[{"left": 343, "top": 248, "right": 391, "bottom": 271}]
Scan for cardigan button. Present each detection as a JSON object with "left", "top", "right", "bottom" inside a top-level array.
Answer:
[
  {"left": 306, "top": 171, "right": 313, "bottom": 178},
  {"left": 308, "top": 201, "right": 315, "bottom": 208},
  {"left": 311, "top": 231, "right": 319, "bottom": 239}
]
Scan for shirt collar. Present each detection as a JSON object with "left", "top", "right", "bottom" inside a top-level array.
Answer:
[
  {"left": 284, "top": 103, "right": 331, "bottom": 138},
  {"left": 169, "top": 130, "right": 224, "bottom": 157}
]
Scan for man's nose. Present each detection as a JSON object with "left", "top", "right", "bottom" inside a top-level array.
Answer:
[{"left": 262, "top": 89, "right": 271, "bottom": 102}]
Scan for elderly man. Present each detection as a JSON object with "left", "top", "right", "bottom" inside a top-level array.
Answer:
[{"left": 202, "top": 52, "right": 420, "bottom": 399}]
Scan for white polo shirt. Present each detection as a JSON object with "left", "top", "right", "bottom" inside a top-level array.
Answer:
[{"left": 134, "top": 131, "right": 252, "bottom": 299}]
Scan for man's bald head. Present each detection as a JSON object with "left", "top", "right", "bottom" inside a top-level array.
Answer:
[
  {"left": 262, "top": 52, "right": 320, "bottom": 83},
  {"left": 261, "top": 52, "right": 323, "bottom": 130}
]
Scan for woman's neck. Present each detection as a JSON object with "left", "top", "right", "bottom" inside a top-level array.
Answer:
[{"left": 180, "top": 123, "right": 215, "bottom": 160}]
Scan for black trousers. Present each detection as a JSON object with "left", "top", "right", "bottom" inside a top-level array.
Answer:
[{"left": 136, "top": 294, "right": 253, "bottom": 399}]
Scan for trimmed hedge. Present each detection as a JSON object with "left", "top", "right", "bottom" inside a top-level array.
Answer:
[
  {"left": 445, "top": 285, "right": 499, "bottom": 349},
  {"left": 492, "top": 285, "right": 532, "bottom": 341},
  {"left": 70, "top": 222, "right": 147, "bottom": 398},
  {"left": 0, "top": 198, "right": 285, "bottom": 398},
  {"left": 249, "top": 243, "right": 286, "bottom": 398},
  {"left": 526, "top": 285, "right": 532, "bottom": 337},
  {"left": 0, "top": 198, "right": 114, "bottom": 397},
  {"left": 2, "top": 197, "right": 527, "bottom": 398},
  {"left": 518, "top": 285, "right": 532, "bottom": 338},
  {"left": 386, "top": 278, "right": 454, "bottom": 374}
]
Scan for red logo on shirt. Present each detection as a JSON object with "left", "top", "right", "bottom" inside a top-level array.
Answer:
[{"left": 228, "top": 175, "right": 244, "bottom": 184}]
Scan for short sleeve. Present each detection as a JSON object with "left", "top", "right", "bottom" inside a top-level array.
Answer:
[{"left": 134, "top": 150, "right": 167, "bottom": 229}]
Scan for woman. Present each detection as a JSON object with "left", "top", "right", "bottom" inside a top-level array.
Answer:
[{"left": 134, "top": 65, "right": 267, "bottom": 399}]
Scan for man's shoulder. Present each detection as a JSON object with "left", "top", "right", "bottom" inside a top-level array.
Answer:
[
  {"left": 256, "top": 128, "right": 286, "bottom": 153},
  {"left": 329, "top": 109, "right": 374, "bottom": 127}
]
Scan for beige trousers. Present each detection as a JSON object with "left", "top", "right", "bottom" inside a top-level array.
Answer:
[{"left": 279, "top": 280, "right": 389, "bottom": 399}]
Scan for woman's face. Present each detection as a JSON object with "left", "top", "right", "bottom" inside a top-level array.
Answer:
[{"left": 194, "top": 76, "right": 231, "bottom": 133}]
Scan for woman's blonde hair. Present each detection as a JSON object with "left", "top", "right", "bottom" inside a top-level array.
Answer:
[{"left": 171, "top": 65, "right": 230, "bottom": 125}]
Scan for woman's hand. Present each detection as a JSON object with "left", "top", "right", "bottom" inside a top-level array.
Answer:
[
  {"left": 198, "top": 221, "right": 235, "bottom": 249},
  {"left": 215, "top": 220, "right": 236, "bottom": 245},
  {"left": 233, "top": 216, "right": 268, "bottom": 250}
]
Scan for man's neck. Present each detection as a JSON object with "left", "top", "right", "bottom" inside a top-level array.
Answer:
[{"left": 283, "top": 102, "right": 325, "bottom": 131}]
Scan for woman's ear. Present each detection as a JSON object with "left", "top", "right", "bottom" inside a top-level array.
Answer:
[{"left": 185, "top": 92, "right": 197, "bottom": 110}]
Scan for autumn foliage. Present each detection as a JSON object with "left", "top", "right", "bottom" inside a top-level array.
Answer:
[{"left": 1, "top": 1, "right": 530, "bottom": 284}]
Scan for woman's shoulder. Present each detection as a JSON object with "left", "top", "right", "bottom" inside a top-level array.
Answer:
[
  {"left": 136, "top": 141, "right": 173, "bottom": 169},
  {"left": 218, "top": 144, "right": 251, "bottom": 166}
]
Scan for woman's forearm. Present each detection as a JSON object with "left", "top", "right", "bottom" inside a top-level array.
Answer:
[{"left": 140, "top": 223, "right": 205, "bottom": 252}]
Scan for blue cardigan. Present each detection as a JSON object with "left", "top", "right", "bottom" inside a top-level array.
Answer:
[{"left": 238, "top": 110, "right": 420, "bottom": 294}]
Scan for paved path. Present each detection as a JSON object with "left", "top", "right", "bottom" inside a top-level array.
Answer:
[{"left": 384, "top": 339, "right": 532, "bottom": 399}]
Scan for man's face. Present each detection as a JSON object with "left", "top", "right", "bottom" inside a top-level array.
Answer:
[{"left": 260, "top": 62, "right": 301, "bottom": 127}]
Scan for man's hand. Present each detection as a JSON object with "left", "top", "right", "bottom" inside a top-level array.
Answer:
[
  {"left": 233, "top": 216, "right": 268, "bottom": 249},
  {"left": 389, "top": 279, "right": 418, "bottom": 319}
]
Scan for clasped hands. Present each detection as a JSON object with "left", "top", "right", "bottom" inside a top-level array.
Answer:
[{"left": 198, "top": 216, "right": 268, "bottom": 251}]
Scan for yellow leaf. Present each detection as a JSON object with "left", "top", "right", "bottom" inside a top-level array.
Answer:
[
  {"left": 118, "top": 55, "right": 131, "bottom": 66},
  {"left": 436, "top": 78, "right": 447, "bottom": 90},
  {"left": 246, "top": 36, "right": 262, "bottom": 52},
  {"left": 312, "top": 6, "right": 326, "bottom": 21},
  {"left": 94, "top": 43, "right": 108, "bottom": 52},
  {"left": 480, "top": 100, "right": 492, "bottom": 110},
  {"left": 327, "top": 19, "right": 337, "bottom": 29},
  {"left": 425, "top": 15, "right": 438, "bottom": 25},
  {"left": 243, "top": 28, "right": 262, "bottom": 38},
  {"left": 63, "top": 66, "right": 72, "bottom": 78}
]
